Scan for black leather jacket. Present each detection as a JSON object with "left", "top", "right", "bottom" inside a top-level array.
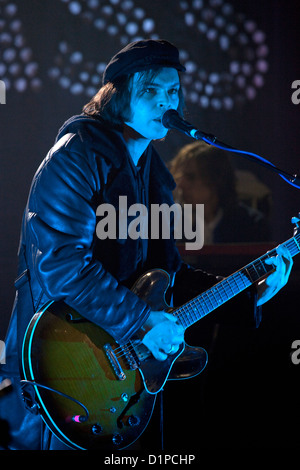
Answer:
[
  {"left": 13, "top": 116, "right": 183, "bottom": 349},
  {"left": 4, "top": 115, "right": 216, "bottom": 367},
  {"left": 6, "top": 113, "right": 262, "bottom": 370},
  {"left": 1, "top": 115, "right": 260, "bottom": 449}
]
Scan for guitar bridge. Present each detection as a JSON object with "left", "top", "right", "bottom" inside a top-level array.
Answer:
[
  {"left": 104, "top": 340, "right": 151, "bottom": 380},
  {"left": 122, "top": 340, "right": 153, "bottom": 370},
  {"left": 103, "top": 343, "right": 126, "bottom": 381}
]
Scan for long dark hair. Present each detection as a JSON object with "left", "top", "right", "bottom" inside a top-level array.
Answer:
[{"left": 83, "top": 68, "right": 185, "bottom": 130}]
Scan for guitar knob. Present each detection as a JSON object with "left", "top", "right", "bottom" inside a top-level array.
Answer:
[
  {"left": 91, "top": 423, "right": 103, "bottom": 435},
  {"left": 127, "top": 415, "right": 140, "bottom": 427},
  {"left": 121, "top": 393, "right": 129, "bottom": 402},
  {"left": 112, "top": 433, "right": 123, "bottom": 446}
]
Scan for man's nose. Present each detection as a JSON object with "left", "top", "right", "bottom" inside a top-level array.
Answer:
[{"left": 158, "top": 91, "right": 172, "bottom": 108}]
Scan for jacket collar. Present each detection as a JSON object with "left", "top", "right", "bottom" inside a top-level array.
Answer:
[{"left": 56, "top": 114, "right": 176, "bottom": 190}]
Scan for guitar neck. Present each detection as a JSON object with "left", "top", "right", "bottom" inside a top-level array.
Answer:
[{"left": 175, "top": 232, "right": 300, "bottom": 330}]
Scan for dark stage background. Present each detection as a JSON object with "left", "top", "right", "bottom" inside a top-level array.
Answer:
[{"left": 1, "top": 0, "right": 300, "bottom": 449}]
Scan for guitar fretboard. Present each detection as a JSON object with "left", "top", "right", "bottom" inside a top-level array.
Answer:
[{"left": 175, "top": 232, "right": 300, "bottom": 329}]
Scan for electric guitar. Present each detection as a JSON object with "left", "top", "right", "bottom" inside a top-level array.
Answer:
[{"left": 22, "top": 216, "right": 300, "bottom": 450}]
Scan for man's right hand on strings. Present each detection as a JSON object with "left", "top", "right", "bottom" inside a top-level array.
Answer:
[{"left": 140, "top": 311, "right": 185, "bottom": 361}]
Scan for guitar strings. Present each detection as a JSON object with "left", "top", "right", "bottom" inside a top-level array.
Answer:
[{"left": 111, "top": 234, "right": 300, "bottom": 362}]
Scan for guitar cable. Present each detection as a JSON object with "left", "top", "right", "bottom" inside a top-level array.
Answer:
[{"left": 21, "top": 379, "right": 90, "bottom": 423}]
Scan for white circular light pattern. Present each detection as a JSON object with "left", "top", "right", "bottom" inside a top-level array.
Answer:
[
  {"left": 178, "top": 0, "right": 269, "bottom": 109},
  {"left": 48, "top": 0, "right": 158, "bottom": 99},
  {"left": 0, "top": 1, "right": 42, "bottom": 92},
  {"left": 0, "top": 0, "right": 269, "bottom": 110}
]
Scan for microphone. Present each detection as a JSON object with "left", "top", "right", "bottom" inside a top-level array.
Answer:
[
  {"left": 162, "top": 110, "right": 300, "bottom": 189},
  {"left": 161, "top": 109, "right": 215, "bottom": 143}
]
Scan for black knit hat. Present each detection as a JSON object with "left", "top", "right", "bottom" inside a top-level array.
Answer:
[{"left": 102, "top": 39, "right": 186, "bottom": 84}]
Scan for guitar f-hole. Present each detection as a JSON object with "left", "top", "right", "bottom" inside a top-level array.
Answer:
[
  {"left": 116, "top": 389, "right": 144, "bottom": 429},
  {"left": 65, "top": 313, "right": 90, "bottom": 323}
]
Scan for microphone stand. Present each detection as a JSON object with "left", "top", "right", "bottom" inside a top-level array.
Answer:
[
  {"left": 162, "top": 109, "right": 300, "bottom": 189},
  {"left": 195, "top": 130, "right": 300, "bottom": 189}
]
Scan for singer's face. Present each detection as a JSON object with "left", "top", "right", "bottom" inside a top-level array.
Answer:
[{"left": 125, "top": 67, "right": 180, "bottom": 141}]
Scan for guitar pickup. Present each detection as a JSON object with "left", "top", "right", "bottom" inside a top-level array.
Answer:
[{"left": 103, "top": 343, "right": 126, "bottom": 381}]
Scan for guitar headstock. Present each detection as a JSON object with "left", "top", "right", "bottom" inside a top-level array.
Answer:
[{"left": 292, "top": 213, "right": 300, "bottom": 235}]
